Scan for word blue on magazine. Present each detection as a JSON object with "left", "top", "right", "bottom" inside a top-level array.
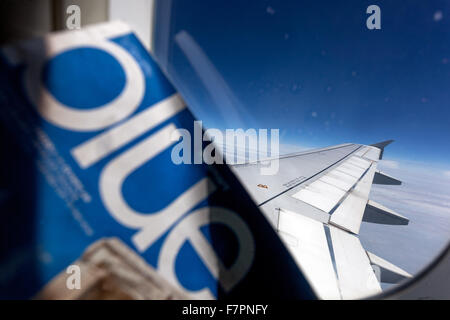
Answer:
[{"left": 0, "top": 22, "right": 314, "bottom": 299}]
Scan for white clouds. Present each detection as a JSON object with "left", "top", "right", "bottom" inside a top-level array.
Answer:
[
  {"left": 378, "top": 160, "right": 399, "bottom": 169},
  {"left": 360, "top": 159, "right": 450, "bottom": 279}
]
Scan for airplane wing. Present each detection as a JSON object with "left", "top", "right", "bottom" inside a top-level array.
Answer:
[{"left": 231, "top": 141, "right": 412, "bottom": 299}]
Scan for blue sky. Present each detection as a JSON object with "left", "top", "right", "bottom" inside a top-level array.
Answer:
[{"left": 155, "top": 0, "right": 450, "bottom": 167}]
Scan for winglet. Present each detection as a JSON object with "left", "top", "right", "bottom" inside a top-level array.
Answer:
[{"left": 370, "top": 140, "right": 394, "bottom": 159}]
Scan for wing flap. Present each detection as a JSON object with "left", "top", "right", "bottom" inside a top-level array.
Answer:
[
  {"left": 330, "top": 226, "right": 382, "bottom": 299},
  {"left": 329, "top": 164, "right": 377, "bottom": 234},
  {"left": 292, "top": 180, "right": 346, "bottom": 212},
  {"left": 290, "top": 155, "right": 371, "bottom": 215},
  {"left": 277, "top": 209, "right": 341, "bottom": 299}
]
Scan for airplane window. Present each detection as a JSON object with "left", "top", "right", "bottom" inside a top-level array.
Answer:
[
  {"left": 153, "top": 0, "right": 450, "bottom": 298},
  {"left": 0, "top": 0, "right": 449, "bottom": 301}
]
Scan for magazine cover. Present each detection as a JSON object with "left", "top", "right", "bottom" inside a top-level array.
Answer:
[{"left": 0, "top": 22, "right": 315, "bottom": 300}]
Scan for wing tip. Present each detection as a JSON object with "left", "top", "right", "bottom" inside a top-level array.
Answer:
[
  {"left": 370, "top": 140, "right": 394, "bottom": 159},
  {"left": 370, "top": 139, "right": 394, "bottom": 149}
]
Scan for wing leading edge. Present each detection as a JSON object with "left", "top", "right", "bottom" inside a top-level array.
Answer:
[{"left": 231, "top": 140, "right": 411, "bottom": 299}]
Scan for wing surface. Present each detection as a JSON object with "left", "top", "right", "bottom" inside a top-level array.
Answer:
[{"left": 231, "top": 141, "right": 411, "bottom": 299}]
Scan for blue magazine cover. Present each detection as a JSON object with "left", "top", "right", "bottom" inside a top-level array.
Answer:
[{"left": 0, "top": 22, "right": 315, "bottom": 299}]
